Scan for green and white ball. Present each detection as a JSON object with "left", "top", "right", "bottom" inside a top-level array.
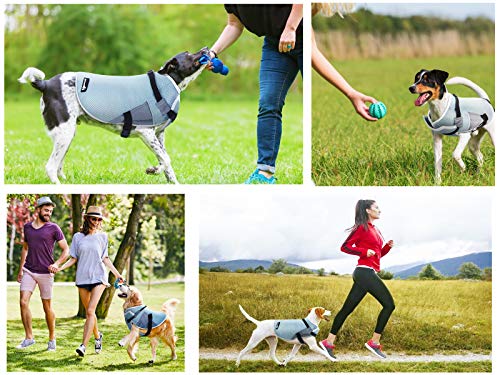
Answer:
[{"left": 369, "top": 102, "right": 387, "bottom": 119}]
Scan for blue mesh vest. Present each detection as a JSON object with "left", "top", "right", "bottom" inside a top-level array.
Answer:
[
  {"left": 273, "top": 318, "right": 319, "bottom": 343},
  {"left": 424, "top": 94, "right": 493, "bottom": 136},
  {"left": 124, "top": 305, "right": 167, "bottom": 337},
  {"left": 75, "top": 71, "right": 180, "bottom": 138}
]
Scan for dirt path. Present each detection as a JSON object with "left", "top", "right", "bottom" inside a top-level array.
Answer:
[{"left": 199, "top": 348, "right": 491, "bottom": 363}]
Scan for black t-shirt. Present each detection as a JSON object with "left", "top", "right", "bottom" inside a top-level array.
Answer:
[{"left": 224, "top": 4, "right": 303, "bottom": 38}]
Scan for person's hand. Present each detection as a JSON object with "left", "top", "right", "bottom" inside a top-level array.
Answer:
[
  {"left": 17, "top": 270, "right": 23, "bottom": 283},
  {"left": 367, "top": 249, "right": 376, "bottom": 257},
  {"left": 387, "top": 240, "right": 394, "bottom": 248},
  {"left": 279, "top": 27, "right": 296, "bottom": 53},
  {"left": 48, "top": 263, "right": 59, "bottom": 273},
  {"left": 348, "top": 90, "right": 378, "bottom": 121}
]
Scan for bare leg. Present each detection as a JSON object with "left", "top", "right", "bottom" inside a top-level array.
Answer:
[
  {"left": 370, "top": 332, "right": 382, "bottom": 344},
  {"left": 41, "top": 299, "right": 56, "bottom": 340},
  {"left": 20, "top": 291, "right": 33, "bottom": 339},
  {"left": 79, "top": 285, "right": 106, "bottom": 346}
]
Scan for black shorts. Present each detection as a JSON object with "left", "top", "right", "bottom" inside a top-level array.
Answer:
[{"left": 77, "top": 282, "right": 103, "bottom": 291}]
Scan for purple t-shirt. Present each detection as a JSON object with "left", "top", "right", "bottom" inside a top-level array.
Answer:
[{"left": 24, "top": 222, "right": 65, "bottom": 274}]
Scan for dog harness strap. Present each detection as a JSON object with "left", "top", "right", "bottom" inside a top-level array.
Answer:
[
  {"left": 453, "top": 94, "right": 462, "bottom": 118},
  {"left": 295, "top": 333, "right": 305, "bottom": 344},
  {"left": 125, "top": 305, "right": 148, "bottom": 324},
  {"left": 121, "top": 111, "right": 135, "bottom": 138},
  {"left": 143, "top": 313, "right": 153, "bottom": 337},
  {"left": 167, "top": 109, "right": 177, "bottom": 122},
  {"left": 147, "top": 70, "right": 163, "bottom": 103}
]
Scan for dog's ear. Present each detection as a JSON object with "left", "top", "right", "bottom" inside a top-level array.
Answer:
[
  {"left": 432, "top": 69, "right": 449, "bottom": 84},
  {"left": 307, "top": 308, "right": 312, "bottom": 314},
  {"left": 158, "top": 58, "right": 179, "bottom": 75}
]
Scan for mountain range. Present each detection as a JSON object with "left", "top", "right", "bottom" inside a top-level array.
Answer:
[{"left": 200, "top": 251, "right": 491, "bottom": 278}]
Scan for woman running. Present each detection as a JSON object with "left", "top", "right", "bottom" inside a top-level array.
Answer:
[{"left": 320, "top": 199, "right": 395, "bottom": 359}]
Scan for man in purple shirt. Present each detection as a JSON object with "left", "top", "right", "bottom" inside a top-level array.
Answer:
[{"left": 16, "top": 197, "right": 69, "bottom": 351}]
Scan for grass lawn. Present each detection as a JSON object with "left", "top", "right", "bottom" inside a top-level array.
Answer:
[
  {"left": 199, "top": 359, "right": 492, "bottom": 372},
  {"left": 7, "top": 282, "right": 184, "bottom": 372},
  {"left": 5, "top": 95, "right": 302, "bottom": 184},
  {"left": 312, "top": 55, "right": 494, "bottom": 186}
]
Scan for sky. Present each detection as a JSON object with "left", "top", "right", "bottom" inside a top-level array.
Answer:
[
  {"left": 360, "top": 3, "right": 495, "bottom": 21},
  {"left": 199, "top": 189, "right": 492, "bottom": 274}
]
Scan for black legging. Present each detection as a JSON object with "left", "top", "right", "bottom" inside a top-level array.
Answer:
[{"left": 331, "top": 267, "right": 395, "bottom": 335}]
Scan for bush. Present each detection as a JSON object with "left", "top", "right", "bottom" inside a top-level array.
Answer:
[
  {"left": 378, "top": 269, "right": 394, "bottom": 280},
  {"left": 209, "top": 266, "right": 231, "bottom": 273},
  {"left": 418, "top": 264, "right": 443, "bottom": 280},
  {"left": 458, "top": 262, "right": 482, "bottom": 280}
]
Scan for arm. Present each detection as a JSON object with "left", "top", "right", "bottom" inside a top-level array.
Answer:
[
  {"left": 381, "top": 240, "right": 394, "bottom": 257},
  {"left": 17, "top": 242, "right": 29, "bottom": 283},
  {"left": 48, "top": 239, "right": 70, "bottom": 273},
  {"left": 278, "top": 4, "right": 303, "bottom": 52},
  {"left": 58, "top": 257, "right": 77, "bottom": 272},
  {"left": 102, "top": 257, "right": 123, "bottom": 281},
  {"left": 341, "top": 227, "right": 369, "bottom": 257},
  {"left": 311, "top": 27, "right": 377, "bottom": 121},
  {"left": 210, "top": 13, "right": 245, "bottom": 57}
]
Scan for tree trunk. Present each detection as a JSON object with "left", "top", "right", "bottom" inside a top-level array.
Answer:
[
  {"left": 75, "top": 195, "right": 100, "bottom": 318},
  {"left": 9, "top": 209, "right": 16, "bottom": 279},
  {"left": 96, "top": 194, "right": 146, "bottom": 319}
]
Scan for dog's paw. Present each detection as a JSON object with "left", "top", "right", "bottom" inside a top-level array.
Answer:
[
  {"left": 146, "top": 166, "right": 160, "bottom": 175},
  {"left": 172, "top": 354, "right": 177, "bottom": 360},
  {"left": 118, "top": 341, "right": 125, "bottom": 347},
  {"left": 148, "top": 359, "right": 155, "bottom": 365}
]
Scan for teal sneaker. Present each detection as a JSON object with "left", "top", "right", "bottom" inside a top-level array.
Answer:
[{"left": 244, "top": 169, "right": 276, "bottom": 184}]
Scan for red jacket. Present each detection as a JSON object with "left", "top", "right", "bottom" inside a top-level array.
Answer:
[{"left": 341, "top": 223, "right": 391, "bottom": 272}]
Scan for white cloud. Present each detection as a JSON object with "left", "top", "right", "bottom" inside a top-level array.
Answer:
[{"left": 199, "top": 189, "right": 492, "bottom": 274}]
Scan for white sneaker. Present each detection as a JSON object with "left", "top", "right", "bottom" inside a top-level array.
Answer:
[
  {"left": 16, "top": 338, "right": 35, "bottom": 349},
  {"left": 47, "top": 339, "right": 56, "bottom": 351},
  {"left": 95, "top": 332, "right": 103, "bottom": 354},
  {"left": 76, "top": 344, "right": 86, "bottom": 357}
]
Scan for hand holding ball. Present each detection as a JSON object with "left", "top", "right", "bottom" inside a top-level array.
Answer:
[{"left": 369, "top": 102, "right": 387, "bottom": 119}]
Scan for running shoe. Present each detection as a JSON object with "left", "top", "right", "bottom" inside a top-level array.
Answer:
[
  {"left": 16, "top": 338, "right": 35, "bottom": 349},
  {"left": 95, "top": 332, "right": 103, "bottom": 354},
  {"left": 319, "top": 339, "right": 337, "bottom": 360},
  {"left": 47, "top": 339, "right": 56, "bottom": 351},
  {"left": 365, "top": 339, "right": 386, "bottom": 359},
  {"left": 76, "top": 344, "right": 86, "bottom": 357},
  {"left": 244, "top": 169, "right": 276, "bottom": 184}
]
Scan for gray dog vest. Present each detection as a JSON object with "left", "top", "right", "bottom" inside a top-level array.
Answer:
[
  {"left": 124, "top": 305, "right": 167, "bottom": 337},
  {"left": 423, "top": 94, "right": 493, "bottom": 136},
  {"left": 75, "top": 71, "right": 180, "bottom": 138},
  {"left": 273, "top": 318, "right": 319, "bottom": 343}
]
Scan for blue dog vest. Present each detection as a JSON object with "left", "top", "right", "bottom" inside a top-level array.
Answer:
[
  {"left": 75, "top": 71, "right": 180, "bottom": 138},
  {"left": 124, "top": 305, "right": 167, "bottom": 337},
  {"left": 424, "top": 94, "right": 493, "bottom": 136},
  {"left": 273, "top": 318, "right": 319, "bottom": 343}
]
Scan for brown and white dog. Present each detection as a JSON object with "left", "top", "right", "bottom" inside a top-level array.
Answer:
[
  {"left": 237, "top": 305, "right": 335, "bottom": 367},
  {"left": 409, "top": 69, "right": 495, "bottom": 184},
  {"left": 117, "top": 284, "right": 180, "bottom": 363}
]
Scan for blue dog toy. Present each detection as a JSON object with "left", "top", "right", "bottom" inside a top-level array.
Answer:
[
  {"left": 199, "top": 54, "right": 229, "bottom": 76},
  {"left": 114, "top": 278, "right": 127, "bottom": 289},
  {"left": 369, "top": 102, "right": 387, "bottom": 119}
]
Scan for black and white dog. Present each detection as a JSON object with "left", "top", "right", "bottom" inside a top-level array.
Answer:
[
  {"left": 409, "top": 69, "right": 495, "bottom": 184},
  {"left": 18, "top": 47, "right": 209, "bottom": 184}
]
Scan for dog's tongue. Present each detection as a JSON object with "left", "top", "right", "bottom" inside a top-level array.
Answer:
[{"left": 415, "top": 93, "right": 428, "bottom": 106}]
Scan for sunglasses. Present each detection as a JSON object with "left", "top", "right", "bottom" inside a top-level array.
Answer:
[{"left": 89, "top": 217, "right": 102, "bottom": 222}]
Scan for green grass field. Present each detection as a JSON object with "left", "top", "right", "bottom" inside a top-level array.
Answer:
[
  {"left": 5, "top": 95, "right": 302, "bottom": 184},
  {"left": 312, "top": 55, "right": 495, "bottom": 186},
  {"left": 199, "top": 273, "right": 491, "bottom": 371},
  {"left": 7, "top": 282, "right": 184, "bottom": 372}
]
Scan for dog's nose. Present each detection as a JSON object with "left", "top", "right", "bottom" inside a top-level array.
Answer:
[{"left": 409, "top": 85, "right": 416, "bottom": 93}]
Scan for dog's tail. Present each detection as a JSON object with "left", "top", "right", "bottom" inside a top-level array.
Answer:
[
  {"left": 238, "top": 305, "right": 260, "bottom": 325},
  {"left": 18, "top": 67, "right": 47, "bottom": 92},
  {"left": 162, "top": 298, "right": 180, "bottom": 320},
  {"left": 446, "top": 77, "right": 490, "bottom": 101}
]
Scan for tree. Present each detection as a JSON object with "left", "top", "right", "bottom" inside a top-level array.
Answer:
[
  {"left": 318, "top": 268, "right": 326, "bottom": 276},
  {"left": 268, "top": 259, "right": 288, "bottom": 274},
  {"left": 482, "top": 267, "right": 492, "bottom": 281},
  {"left": 418, "top": 264, "right": 442, "bottom": 280},
  {"left": 254, "top": 265, "right": 266, "bottom": 273},
  {"left": 458, "top": 262, "right": 482, "bottom": 280},
  {"left": 378, "top": 270, "right": 394, "bottom": 280},
  {"left": 95, "top": 194, "right": 146, "bottom": 319},
  {"left": 209, "top": 266, "right": 230, "bottom": 273}
]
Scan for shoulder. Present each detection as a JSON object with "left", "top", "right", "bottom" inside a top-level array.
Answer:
[
  {"left": 23, "top": 222, "right": 32, "bottom": 230},
  {"left": 47, "top": 222, "right": 63, "bottom": 231},
  {"left": 72, "top": 232, "right": 83, "bottom": 240}
]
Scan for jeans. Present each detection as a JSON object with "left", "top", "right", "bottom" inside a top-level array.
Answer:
[{"left": 257, "top": 34, "right": 303, "bottom": 173}]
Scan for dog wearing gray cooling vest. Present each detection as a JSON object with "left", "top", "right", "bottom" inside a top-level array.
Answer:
[
  {"left": 237, "top": 305, "right": 335, "bottom": 367},
  {"left": 409, "top": 69, "right": 495, "bottom": 184},
  {"left": 18, "top": 47, "right": 210, "bottom": 184}
]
